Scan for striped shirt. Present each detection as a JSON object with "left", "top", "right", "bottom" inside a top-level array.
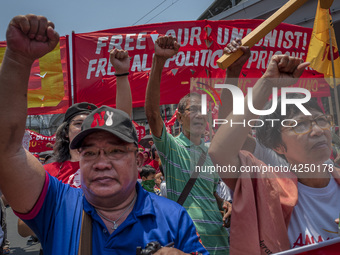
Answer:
[{"left": 153, "top": 125, "right": 229, "bottom": 254}]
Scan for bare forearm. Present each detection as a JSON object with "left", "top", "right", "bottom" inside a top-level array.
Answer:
[
  {"left": 209, "top": 79, "right": 273, "bottom": 188},
  {"left": 0, "top": 51, "right": 32, "bottom": 151},
  {"left": 115, "top": 76, "right": 132, "bottom": 117},
  {"left": 145, "top": 56, "right": 166, "bottom": 138}
]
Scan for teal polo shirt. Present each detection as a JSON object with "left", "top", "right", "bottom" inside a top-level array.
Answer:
[{"left": 153, "top": 124, "right": 229, "bottom": 254}]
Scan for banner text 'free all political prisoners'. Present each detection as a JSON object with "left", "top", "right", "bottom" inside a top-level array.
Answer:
[{"left": 72, "top": 20, "right": 330, "bottom": 108}]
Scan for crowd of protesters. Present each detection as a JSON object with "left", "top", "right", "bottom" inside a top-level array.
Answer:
[{"left": 0, "top": 13, "right": 339, "bottom": 255}]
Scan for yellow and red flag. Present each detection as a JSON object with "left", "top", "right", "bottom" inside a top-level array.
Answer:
[{"left": 306, "top": 0, "right": 340, "bottom": 87}]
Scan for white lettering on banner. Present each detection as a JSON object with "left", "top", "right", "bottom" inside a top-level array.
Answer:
[
  {"left": 87, "top": 59, "right": 98, "bottom": 79},
  {"left": 190, "top": 27, "right": 201, "bottom": 46},
  {"left": 283, "top": 31, "right": 294, "bottom": 49},
  {"left": 96, "top": 58, "right": 107, "bottom": 77},
  {"left": 217, "top": 28, "right": 229, "bottom": 45},
  {"left": 107, "top": 61, "right": 114, "bottom": 75},
  {"left": 214, "top": 27, "right": 308, "bottom": 50},
  {"left": 109, "top": 35, "right": 123, "bottom": 51},
  {"left": 165, "top": 27, "right": 202, "bottom": 46},
  {"left": 177, "top": 28, "right": 189, "bottom": 46},
  {"left": 86, "top": 46, "right": 307, "bottom": 79},
  {"left": 125, "top": 34, "right": 136, "bottom": 51},
  {"left": 136, "top": 33, "right": 147, "bottom": 50},
  {"left": 247, "top": 50, "right": 305, "bottom": 69},
  {"left": 131, "top": 54, "right": 152, "bottom": 72},
  {"left": 96, "top": 37, "right": 109, "bottom": 54},
  {"left": 95, "top": 28, "right": 203, "bottom": 55},
  {"left": 231, "top": 28, "right": 244, "bottom": 41}
]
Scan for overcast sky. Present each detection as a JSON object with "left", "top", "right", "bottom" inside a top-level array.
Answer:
[{"left": 0, "top": 0, "right": 213, "bottom": 40}]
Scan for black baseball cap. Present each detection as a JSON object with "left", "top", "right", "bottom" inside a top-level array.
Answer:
[
  {"left": 63, "top": 102, "right": 98, "bottom": 123},
  {"left": 70, "top": 106, "right": 138, "bottom": 149}
]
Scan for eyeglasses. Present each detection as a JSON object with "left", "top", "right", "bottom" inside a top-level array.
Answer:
[
  {"left": 184, "top": 105, "right": 202, "bottom": 114},
  {"left": 78, "top": 145, "right": 137, "bottom": 161},
  {"left": 283, "top": 114, "right": 333, "bottom": 135}
]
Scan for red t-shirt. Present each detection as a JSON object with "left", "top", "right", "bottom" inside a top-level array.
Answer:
[
  {"left": 44, "top": 161, "right": 80, "bottom": 185},
  {"left": 148, "top": 160, "right": 160, "bottom": 173}
]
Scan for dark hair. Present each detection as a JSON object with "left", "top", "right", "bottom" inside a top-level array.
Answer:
[
  {"left": 140, "top": 165, "right": 156, "bottom": 178},
  {"left": 52, "top": 122, "right": 71, "bottom": 163},
  {"left": 150, "top": 145, "right": 157, "bottom": 160},
  {"left": 256, "top": 93, "right": 324, "bottom": 156},
  {"left": 178, "top": 92, "right": 201, "bottom": 113}
]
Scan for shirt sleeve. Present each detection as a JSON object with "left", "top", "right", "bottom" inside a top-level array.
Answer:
[
  {"left": 175, "top": 207, "right": 209, "bottom": 255},
  {"left": 152, "top": 122, "right": 172, "bottom": 157},
  {"left": 14, "top": 172, "right": 50, "bottom": 220},
  {"left": 16, "top": 174, "right": 82, "bottom": 249},
  {"left": 253, "top": 139, "right": 288, "bottom": 167}
]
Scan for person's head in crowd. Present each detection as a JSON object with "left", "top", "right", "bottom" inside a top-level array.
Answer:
[
  {"left": 53, "top": 102, "right": 97, "bottom": 163},
  {"left": 142, "top": 150, "right": 151, "bottom": 162},
  {"left": 176, "top": 92, "right": 207, "bottom": 144},
  {"left": 154, "top": 172, "right": 163, "bottom": 188},
  {"left": 142, "top": 150, "right": 152, "bottom": 165},
  {"left": 256, "top": 93, "right": 333, "bottom": 164},
  {"left": 140, "top": 165, "right": 156, "bottom": 193},
  {"left": 140, "top": 165, "right": 156, "bottom": 181},
  {"left": 150, "top": 144, "right": 159, "bottom": 161},
  {"left": 69, "top": 106, "right": 144, "bottom": 204}
]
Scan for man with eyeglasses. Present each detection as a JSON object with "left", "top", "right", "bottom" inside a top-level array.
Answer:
[
  {"left": 145, "top": 36, "right": 230, "bottom": 254},
  {"left": 0, "top": 14, "right": 207, "bottom": 255},
  {"left": 209, "top": 52, "right": 340, "bottom": 254}
]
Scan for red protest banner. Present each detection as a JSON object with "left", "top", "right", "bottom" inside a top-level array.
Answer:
[
  {"left": 133, "top": 120, "right": 146, "bottom": 141},
  {"left": 72, "top": 20, "right": 329, "bottom": 108},
  {"left": 0, "top": 36, "right": 71, "bottom": 115},
  {"left": 26, "top": 129, "right": 56, "bottom": 153}
]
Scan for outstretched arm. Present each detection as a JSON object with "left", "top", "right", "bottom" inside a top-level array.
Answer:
[
  {"left": 145, "top": 36, "right": 179, "bottom": 138},
  {"left": 209, "top": 55, "right": 309, "bottom": 190},
  {"left": 110, "top": 49, "right": 132, "bottom": 117},
  {"left": 0, "top": 14, "right": 59, "bottom": 213},
  {"left": 217, "top": 39, "right": 256, "bottom": 153}
]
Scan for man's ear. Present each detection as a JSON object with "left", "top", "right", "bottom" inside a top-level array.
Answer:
[
  {"left": 141, "top": 176, "right": 146, "bottom": 181},
  {"left": 176, "top": 111, "right": 183, "bottom": 125},
  {"left": 136, "top": 151, "right": 145, "bottom": 168},
  {"left": 273, "top": 145, "right": 286, "bottom": 155}
]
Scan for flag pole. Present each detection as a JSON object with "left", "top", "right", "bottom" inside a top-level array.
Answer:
[
  {"left": 328, "top": 16, "right": 340, "bottom": 129},
  {"left": 328, "top": 96, "right": 334, "bottom": 116}
]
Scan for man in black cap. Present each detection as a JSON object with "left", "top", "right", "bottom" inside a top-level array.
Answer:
[{"left": 0, "top": 14, "right": 207, "bottom": 254}]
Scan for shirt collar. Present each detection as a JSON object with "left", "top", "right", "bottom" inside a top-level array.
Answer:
[
  {"left": 83, "top": 182, "right": 156, "bottom": 219},
  {"left": 178, "top": 132, "right": 207, "bottom": 152}
]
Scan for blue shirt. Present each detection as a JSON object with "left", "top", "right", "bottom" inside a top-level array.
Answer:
[{"left": 20, "top": 174, "right": 208, "bottom": 255}]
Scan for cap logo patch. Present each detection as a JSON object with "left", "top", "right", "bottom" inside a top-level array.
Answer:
[
  {"left": 106, "top": 111, "right": 114, "bottom": 126},
  {"left": 91, "top": 110, "right": 114, "bottom": 128},
  {"left": 91, "top": 111, "right": 106, "bottom": 127}
]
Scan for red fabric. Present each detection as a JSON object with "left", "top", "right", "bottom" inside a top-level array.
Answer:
[
  {"left": 44, "top": 161, "right": 80, "bottom": 185},
  {"left": 27, "top": 129, "right": 55, "bottom": 153},
  {"left": 72, "top": 20, "right": 330, "bottom": 108},
  {"left": 148, "top": 160, "right": 160, "bottom": 173},
  {"left": 0, "top": 37, "right": 71, "bottom": 115}
]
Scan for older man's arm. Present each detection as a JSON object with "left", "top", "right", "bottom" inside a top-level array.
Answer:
[
  {"left": 0, "top": 14, "right": 59, "bottom": 213},
  {"left": 145, "top": 36, "right": 179, "bottom": 138}
]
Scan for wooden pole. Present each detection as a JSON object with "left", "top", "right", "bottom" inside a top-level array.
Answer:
[
  {"left": 217, "top": 0, "right": 309, "bottom": 70},
  {"left": 328, "top": 96, "right": 334, "bottom": 116}
]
